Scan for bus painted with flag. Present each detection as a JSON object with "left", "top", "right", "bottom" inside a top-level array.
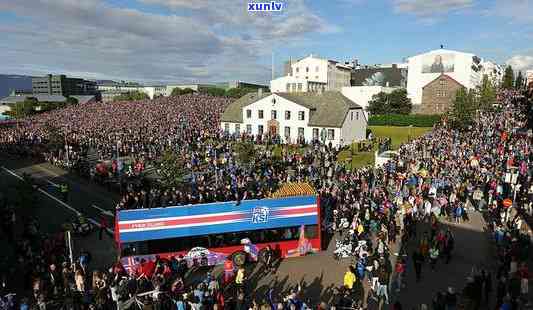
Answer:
[{"left": 115, "top": 195, "right": 321, "bottom": 273}]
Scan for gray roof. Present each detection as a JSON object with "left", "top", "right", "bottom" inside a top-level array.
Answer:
[
  {"left": 0, "top": 94, "right": 67, "bottom": 104},
  {"left": 220, "top": 92, "right": 271, "bottom": 123},
  {"left": 71, "top": 95, "right": 95, "bottom": 104},
  {"left": 221, "top": 91, "right": 362, "bottom": 127}
]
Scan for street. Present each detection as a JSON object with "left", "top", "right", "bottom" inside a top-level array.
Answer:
[{"left": 0, "top": 158, "right": 507, "bottom": 308}]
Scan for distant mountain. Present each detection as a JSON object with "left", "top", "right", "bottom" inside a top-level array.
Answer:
[{"left": 0, "top": 74, "right": 33, "bottom": 97}]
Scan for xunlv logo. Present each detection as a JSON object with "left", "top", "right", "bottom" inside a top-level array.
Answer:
[{"left": 248, "top": 1, "right": 283, "bottom": 12}]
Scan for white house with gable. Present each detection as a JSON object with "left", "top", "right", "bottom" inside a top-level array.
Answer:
[{"left": 220, "top": 91, "right": 366, "bottom": 147}]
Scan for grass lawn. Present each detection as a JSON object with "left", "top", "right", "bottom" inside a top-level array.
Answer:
[
  {"left": 369, "top": 125, "right": 432, "bottom": 149},
  {"left": 337, "top": 125, "right": 433, "bottom": 169}
]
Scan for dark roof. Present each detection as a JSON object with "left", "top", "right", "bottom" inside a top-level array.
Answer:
[
  {"left": 71, "top": 95, "right": 96, "bottom": 104},
  {"left": 221, "top": 91, "right": 362, "bottom": 128}
]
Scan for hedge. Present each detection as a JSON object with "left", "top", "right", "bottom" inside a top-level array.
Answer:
[{"left": 368, "top": 114, "right": 441, "bottom": 127}]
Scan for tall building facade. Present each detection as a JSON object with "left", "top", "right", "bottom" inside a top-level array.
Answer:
[
  {"left": 271, "top": 55, "right": 351, "bottom": 93},
  {"left": 32, "top": 74, "right": 98, "bottom": 98},
  {"left": 406, "top": 49, "right": 483, "bottom": 106}
]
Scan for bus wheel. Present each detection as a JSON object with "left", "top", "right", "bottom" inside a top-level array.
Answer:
[{"left": 232, "top": 251, "right": 247, "bottom": 267}]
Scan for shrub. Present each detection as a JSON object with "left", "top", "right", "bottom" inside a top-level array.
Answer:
[{"left": 368, "top": 114, "right": 440, "bottom": 127}]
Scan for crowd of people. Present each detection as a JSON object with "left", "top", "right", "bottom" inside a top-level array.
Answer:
[{"left": 0, "top": 87, "right": 532, "bottom": 309}]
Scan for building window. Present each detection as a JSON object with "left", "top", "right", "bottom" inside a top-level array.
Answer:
[
  {"left": 285, "top": 110, "right": 291, "bottom": 120},
  {"left": 298, "top": 111, "right": 305, "bottom": 121},
  {"left": 224, "top": 123, "right": 229, "bottom": 133},
  {"left": 439, "top": 79, "right": 446, "bottom": 86},
  {"left": 312, "top": 128, "right": 319, "bottom": 140},
  {"left": 258, "top": 125, "right": 264, "bottom": 135},
  {"left": 271, "top": 110, "right": 277, "bottom": 120},
  {"left": 246, "top": 109, "right": 252, "bottom": 118},
  {"left": 350, "top": 111, "right": 353, "bottom": 121},
  {"left": 296, "top": 67, "right": 299, "bottom": 73},
  {"left": 292, "top": 83, "right": 296, "bottom": 92},
  {"left": 235, "top": 124, "right": 240, "bottom": 134},
  {"left": 246, "top": 124, "right": 252, "bottom": 134},
  {"left": 286, "top": 83, "right": 290, "bottom": 92},
  {"left": 284, "top": 126, "right": 290, "bottom": 138},
  {"left": 315, "top": 66, "right": 319, "bottom": 72},
  {"left": 327, "top": 129, "right": 335, "bottom": 140},
  {"left": 306, "top": 67, "right": 309, "bottom": 73},
  {"left": 442, "top": 91, "right": 447, "bottom": 97},
  {"left": 356, "top": 111, "right": 359, "bottom": 120},
  {"left": 298, "top": 127, "right": 304, "bottom": 137},
  {"left": 258, "top": 110, "right": 264, "bottom": 119},
  {"left": 297, "top": 83, "right": 302, "bottom": 91}
]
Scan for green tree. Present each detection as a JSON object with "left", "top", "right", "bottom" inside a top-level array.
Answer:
[
  {"left": 367, "top": 89, "right": 412, "bottom": 115},
  {"left": 233, "top": 141, "right": 256, "bottom": 165},
  {"left": 225, "top": 87, "right": 258, "bottom": 98},
  {"left": 477, "top": 74, "right": 497, "bottom": 110},
  {"left": 200, "top": 87, "right": 226, "bottom": 97},
  {"left": 66, "top": 96, "right": 79, "bottom": 105},
  {"left": 367, "top": 92, "right": 389, "bottom": 115},
  {"left": 171, "top": 87, "right": 195, "bottom": 96},
  {"left": 449, "top": 87, "right": 476, "bottom": 130},
  {"left": 44, "top": 122, "right": 64, "bottom": 151},
  {"left": 515, "top": 71, "right": 524, "bottom": 90},
  {"left": 12, "top": 97, "right": 37, "bottom": 118},
  {"left": 159, "top": 149, "right": 186, "bottom": 188},
  {"left": 387, "top": 88, "right": 412, "bottom": 114},
  {"left": 502, "top": 65, "right": 515, "bottom": 89},
  {"left": 113, "top": 91, "right": 149, "bottom": 101}
]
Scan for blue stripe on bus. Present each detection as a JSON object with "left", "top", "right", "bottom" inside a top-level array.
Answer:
[
  {"left": 118, "top": 195, "right": 317, "bottom": 221},
  {"left": 119, "top": 214, "right": 317, "bottom": 242}
]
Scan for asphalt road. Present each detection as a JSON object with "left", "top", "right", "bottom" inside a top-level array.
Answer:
[
  {"left": 0, "top": 158, "right": 505, "bottom": 308},
  {"left": 1, "top": 158, "right": 117, "bottom": 269}
]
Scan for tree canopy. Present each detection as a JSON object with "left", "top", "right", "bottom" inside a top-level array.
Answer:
[
  {"left": 9, "top": 98, "right": 37, "bottom": 119},
  {"left": 200, "top": 87, "right": 226, "bottom": 97},
  {"left": 502, "top": 65, "right": 515, "bottom": 89},
  {"left": 170, "top": 87, "right": 195, "bottom": 96},
  {"left": 477, "top": 74, "right": 497, "bottom": 110},
  {"left": 449, "top": 87, "right": 476, "bottom": 130},
  {"left": 367, "top": 89, "right": 412, "bottom": 115},
  {"left": 113, "top": 91, "right": 149, "bottom": 101},
  {"left": 225, "top": 87, "right": 260, "bottom": 98},
  {"left": 515, "top": 71, "right": 524, "bottom": 90},
  {"left": 159, "top": 149, "right": 186, "bottom": 188}
]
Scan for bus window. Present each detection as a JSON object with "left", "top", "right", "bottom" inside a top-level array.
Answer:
[{"left": 304, "top": 225, "right": 318, "bottom": 239}]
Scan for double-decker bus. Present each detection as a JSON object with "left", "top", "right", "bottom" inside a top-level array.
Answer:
[{"left": 115, "top": 195, "right": 321, "bottom": 272}]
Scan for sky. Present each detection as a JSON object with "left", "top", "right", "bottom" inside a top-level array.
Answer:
[{"left": 0, "top": 0, "right": 532, "bottom": 84}]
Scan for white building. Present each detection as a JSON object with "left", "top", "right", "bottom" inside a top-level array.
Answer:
[
  {"left": 142, "top": 85, "right": 167, "bottom": 99},
  {"left": 341, "top": 86, "right": 397, "bottom": 117},
  {"left": 220, "top": 91, "right": 366, "bottom": 147},
  {"left": 527, "top": 70, "right": 533, "bottom": 87},
  {"left": 481, "top": 61, "right": 504, "bottom": 86},
  {"left": 406, "top": 48, "right": 483, "bottom": 105},
  {"left": 97, "top": 81, "right": 144, "bottom": 93},
  {"left": 270, "top": 55, "right": 351, "bottom": 93}
]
